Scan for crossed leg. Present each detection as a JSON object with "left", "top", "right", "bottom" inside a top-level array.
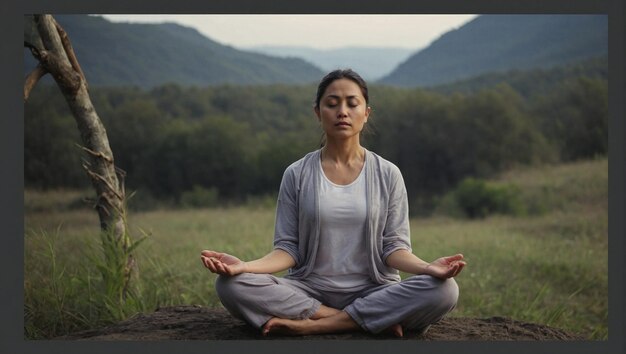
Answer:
[
  {"left": 262, "top": 304, "right": 403, "bottom": 337},
  {"left": 215, "top": 273, "right": 453, "bottom": 337},
  {"left": 261, "top": 275, "right": 458, "bottom": 337}
]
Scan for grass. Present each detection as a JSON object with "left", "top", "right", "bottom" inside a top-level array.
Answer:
[
  {"left": 408, "top": 213, "right": 607, "bottom": 338},
  {"left": 23, "top": 158, "right": 608, "bottom": 339}
]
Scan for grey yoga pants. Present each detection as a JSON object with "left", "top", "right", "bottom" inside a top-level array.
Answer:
[{"left": 215, "top": 273, "right": 459, "bottom": 334}]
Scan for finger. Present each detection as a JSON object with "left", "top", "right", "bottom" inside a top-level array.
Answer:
[
  {"left": 451, "top": 260, "right": 464, "bottom": 268},
  {"left": 202, "top": 256, "right": 213, "bottom": 269},
  {"left": 216, "top": 261, "right": 228, "bottom": 274},
  {"left": 445, "top": 254, "right": 464, "bottom": 262},
  {"left": 453, "top": 262, "right": 466, "bottom": 277},
  {"left": 201, "top": 250, "right": 222, "bottom": 258},
  {"left": 202, "top": 256, "right": 216, "bottom": 271},
  {"left": 206, "top": 262, "right": 217, "bottom": 273},
  {"left": 210, "top": 258, "right": 222, "bottom": 270},
  {"left": 222, "top": 264, "right": 236, "bottom": 276},
  {"left": 207, "top": 258, "right": 220, "bottom": 273},
  {"left": 455, "top": 263, "right": 466, "bottom": 276},
  {"left": 448, "top": 263, "right": 460, "bottom": 277}
]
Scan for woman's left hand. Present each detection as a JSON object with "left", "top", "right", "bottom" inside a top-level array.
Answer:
[{"left": 424, "top": 254, "right": 466, "bottom": 279}]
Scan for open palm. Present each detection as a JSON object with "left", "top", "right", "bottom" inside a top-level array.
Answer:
[
  {"left": 425, "top": 254, "right": 466, "bottom": 279},
  {"left": 200, "top": 250, "right": 246, "bottom": 276}
]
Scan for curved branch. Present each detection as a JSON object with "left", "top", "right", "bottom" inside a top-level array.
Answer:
[
  {"left": 34, "top": 15, "right": 82, "bottom": 95},
  {"left": 52, "top": 16, "right": 88, "bottom": 91},
  {"left": 24, "top": 64, "right": 48, "bottom": 102}
]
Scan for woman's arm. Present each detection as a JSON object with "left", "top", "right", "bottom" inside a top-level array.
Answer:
[
  {"left": 386, "top": 249, "right": 466, "bottom": 279},
  {"left": 380, "top": 165, "right": 412, "bottom": 261},
  {"left": 242, "top": 249, "right": 296, "bottom": 274},
  {"left": 201, "top": 249, "right": 295, "bottom": 276}
]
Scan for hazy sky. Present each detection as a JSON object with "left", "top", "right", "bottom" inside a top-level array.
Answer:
[{"left": 100, "top": 15, "right": 478, "bottom": 50}]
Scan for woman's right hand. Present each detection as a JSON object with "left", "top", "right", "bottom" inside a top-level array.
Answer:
[{"left": 200, "top": 250, "right": 246, "bottom": 276}]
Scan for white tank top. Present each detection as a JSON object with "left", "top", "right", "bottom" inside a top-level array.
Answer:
[{"left": 305, "top": 158, "right": 374, "bottom": 292}]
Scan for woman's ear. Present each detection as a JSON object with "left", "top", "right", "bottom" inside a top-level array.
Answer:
[
  {"left": 314, "top": 107, "right": 321, "bottom": 121},
  {"left": 365, "top": 106, "right": 371, "bottom": 123}
]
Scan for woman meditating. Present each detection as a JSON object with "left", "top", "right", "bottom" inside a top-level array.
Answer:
[{"left": 200, "top": 69, "right": 466, "bottom": 337}]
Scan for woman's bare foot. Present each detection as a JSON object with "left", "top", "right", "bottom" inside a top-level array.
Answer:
[
  {"left": 262, "top": 311, "right": 360, "bottom": 336},
  {"left": 387, "top": 323, "right": 403, "bottom": 337},
  {"left": 262, "top": 317, "right": 316, "bottom": 336}
]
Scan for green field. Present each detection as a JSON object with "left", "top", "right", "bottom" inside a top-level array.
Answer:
[{"left": 24, "top": 158, "right": 608, "bottom": 340}]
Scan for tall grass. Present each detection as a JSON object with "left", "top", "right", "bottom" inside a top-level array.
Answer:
[
  {"left": 24, "top": 206, "right": 276, "bottom": 339},
  {"left": 24, "top": 158, "right": 608, "bottom": 339},
  {"left": 24, "top": 211, "right": 149, "bottom": 338}
]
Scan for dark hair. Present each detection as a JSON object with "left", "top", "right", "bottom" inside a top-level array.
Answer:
[{"left": 314, "top": 69, "right": 369, "bottom": 109}]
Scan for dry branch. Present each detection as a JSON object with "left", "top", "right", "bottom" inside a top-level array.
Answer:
[
  {"left": 81, "top": 164, "right": 124, "bottom": 203},
  {"left": 77, "top": 144, "right": 113, "bottom": 163},
  {"left": 52, "top": 16, "right": 88, "bottom": 91},
  {"left": 23, "top": 64, "right": 47, "bottom": 101},
  {"left": 34, "top": 16, "right": 82, "bottom": 95}
]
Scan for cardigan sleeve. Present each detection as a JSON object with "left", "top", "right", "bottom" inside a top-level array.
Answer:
[
  {"left": 381, "top": 165, "right": 412, "bottom": 262},
  {"left": 272, "top": 165, "right": 301, "bottom": 266}
]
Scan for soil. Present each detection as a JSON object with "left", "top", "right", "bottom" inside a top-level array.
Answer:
[{"left": 57, "top": 305, "right": 584, "bottom": 340}]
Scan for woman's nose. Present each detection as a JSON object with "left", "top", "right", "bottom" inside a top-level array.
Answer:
[{"left": 337, "top": 103, "right": 348, "bottom": 117}]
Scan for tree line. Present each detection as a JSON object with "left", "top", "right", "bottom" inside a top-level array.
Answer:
[{"left": 25, "top": 67, "right": 607, "bottom": 214}]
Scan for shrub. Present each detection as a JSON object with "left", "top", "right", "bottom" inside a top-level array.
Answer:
[{"left": 452, "top": 177, "right": 524, "bottom": 218}]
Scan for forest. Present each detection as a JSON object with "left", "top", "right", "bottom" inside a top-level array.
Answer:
[{"left": 24, "top": 57, "right": 607, "bottom": 215}]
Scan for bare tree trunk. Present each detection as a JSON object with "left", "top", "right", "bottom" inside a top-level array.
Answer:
[
  {"left": 25, "top": 14, "right": 125, "bottom": 236},
  {"left": 24, "top": 15, "right": 134, "bottom": 293}
]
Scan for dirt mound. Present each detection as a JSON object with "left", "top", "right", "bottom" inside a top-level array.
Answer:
[{"left": 57, "top": 305, "right": 583, "bottom": 340}]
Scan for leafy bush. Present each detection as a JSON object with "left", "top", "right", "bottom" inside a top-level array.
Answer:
[{"left": 451, "top": 177, "right": 524, "bottom": 218}]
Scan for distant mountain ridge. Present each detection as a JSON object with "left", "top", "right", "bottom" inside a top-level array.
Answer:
[
  {"left": 430, "top": 56, "right": 607, "bottom": 98},
  {"left": 380, "top": 15, "right": 608, "bottom": 87},
  {"left": 23, "top": 15, "right": 324, "bottom": 88},
  {"left": 246, "top": 46, "right": 415, "bottom": 81},
  {"left": 24, "top": 15, "right": 608, "bottom": 89}
]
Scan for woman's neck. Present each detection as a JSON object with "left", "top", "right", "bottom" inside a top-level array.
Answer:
[{"left": 321, "top": 139, "right": 364, "bottom": 165}]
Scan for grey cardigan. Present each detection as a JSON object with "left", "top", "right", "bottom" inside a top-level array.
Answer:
[{"left": 273, "top": 148, "right": 412, "bottom": 285}]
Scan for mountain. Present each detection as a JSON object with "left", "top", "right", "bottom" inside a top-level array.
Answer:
[
  {"left": 379, "top": 15, "right": 608, "bottom": 87},
  {"left": 429, "top": 56, "right": 607, "bottom": 98},
  {"left": 23, "top": 15, "right": 324, "bottom": 88},
  {"left": 246, "top": 46, "right": 415, "bottom": 81}
]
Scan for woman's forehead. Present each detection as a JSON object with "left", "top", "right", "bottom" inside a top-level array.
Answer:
[{"left": 323, "top": 79, "right": 364, "bottom": 98}]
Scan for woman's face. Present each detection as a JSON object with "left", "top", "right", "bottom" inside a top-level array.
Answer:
[{"left": 315, "top": 78, "right": 371, "bottom": 142}]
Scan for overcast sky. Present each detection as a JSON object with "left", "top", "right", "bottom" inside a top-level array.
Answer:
[{"left": 100, "top": 15, "right": 478, "bottom": 50}]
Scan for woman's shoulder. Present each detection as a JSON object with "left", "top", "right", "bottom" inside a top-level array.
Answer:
[
  {"left": 283, "top": 149, "right": 321, "bottom": 177},
  {"left": 366, "top": 149, "right": 402, "bottom": 177}
]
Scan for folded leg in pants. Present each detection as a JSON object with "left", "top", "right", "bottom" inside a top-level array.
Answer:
[{"left": 215, "top": 272, "right": 458, "bottom": 334}]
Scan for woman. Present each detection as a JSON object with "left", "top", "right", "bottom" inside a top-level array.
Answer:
[{"left": 200, "top": 69, "right": 466, "bottom": 337}]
